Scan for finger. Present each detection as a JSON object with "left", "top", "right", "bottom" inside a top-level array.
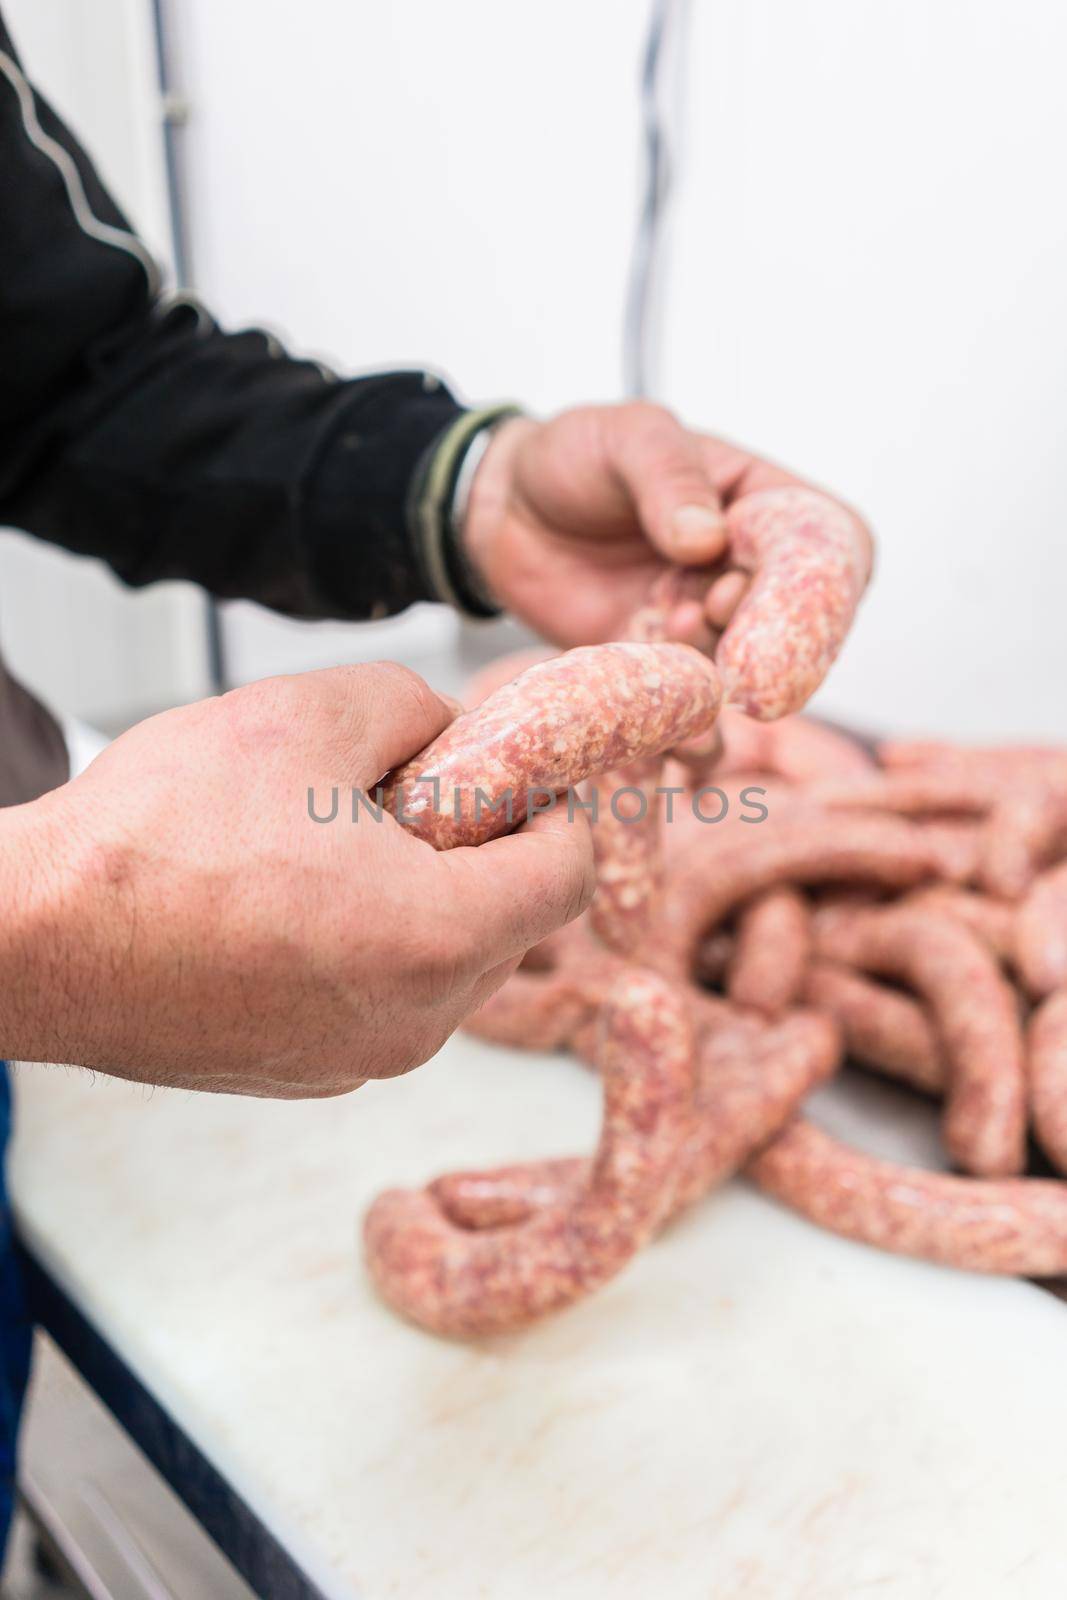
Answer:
[
  {"left": 320, "top": 661, "right": 461, "bottom": 789},
  {"left": 672, "top": 723, "right": 725, "bottom": 770},
  {"left": 440, "top": 803, "right": 596, "bottom": 968},
  {"left": 665, "top": 597, "right": 717, "bottom": 654},
  {"left": 605, "top": 403, "right": 728, "bottom": 563},
  {"left": 704, "top": 569, "right": 750, "bottom": 630},
  {"left": 696, "top": 434, "right": 805, "bottom": 502}
]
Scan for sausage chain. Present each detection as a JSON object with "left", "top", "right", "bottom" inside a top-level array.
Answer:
[{"left": 360, "top": 492, "right": 1067, "bottom": 1337}]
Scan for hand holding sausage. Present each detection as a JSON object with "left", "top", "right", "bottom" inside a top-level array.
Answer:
[
  {"left": 461, "top": 405, "right": 872, "bottom": 717},
  {"left": 0, "top": 663, "right": 594, "bottom": 1095}
]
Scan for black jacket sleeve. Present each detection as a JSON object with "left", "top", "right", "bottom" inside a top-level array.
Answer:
[{"left": 0, "top": 12, "right": 466, "bottom": 620}]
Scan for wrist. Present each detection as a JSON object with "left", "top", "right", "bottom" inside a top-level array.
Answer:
[
  {"left": 461, "top": 414, "right": 539, "bottom": 608},
  {"left": 0, "top": 788, "right": 102, "bottom": 1064},
  {"left": 410, "top": 404, "right": 524, "bottom": 618}
]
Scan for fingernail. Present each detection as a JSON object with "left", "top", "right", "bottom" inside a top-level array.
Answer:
[{"left": 672, "top": 504, "right": 723, "bottom": 552}]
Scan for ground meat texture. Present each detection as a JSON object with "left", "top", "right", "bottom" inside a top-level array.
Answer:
[
  {"left": 431, "top": 1158, "right": 585, "bottom": 1232},
  {"left": 464, "top": 921, "right": 625, "bottom": 1051},
  {"left": 749, "top": 1119, "right": 1067, "bottom": 1276},
  {"left": 716, "top": 487, "right": 872, "bottom": 721},
  {"left": 978, "top": 785, "right": 1067, "bottom": 900},
  {"left": 908, "top": 820, "right": 982, "bottom": 885},
  {"left": 904, "top": 886, "right": 1017, "bottom": 962},
  {"left": 590, "top": 761, "right": 664, "bottom": 955},
  {"left": 626, "top": 570, "right": 725, "bottom": 765},
  {"left": 363, "top": 970, "right": 694, "bottom": 1336},
  {"left": 436, "top": 1008, "right": 841, "bottom": 1232},
  {"left": 648, "top": 814, "right": 937, "bottom": 983},
  {"left": 1028, "top": 989, "right": 1067, "bottom": 1177},
  {"left": 670, "top": 1010, "right": 841, "bottom": 1213},
  {"left": 1015, "top": 860, "right": 1067, "bottom": 997},
  {"left": 808, "top": 770, "right": 996, "bottom": 816},
  {"left": 712, "top": 709, "right": 876, "bottom": 784},
  {"left": 812, "top": 904, "right": 1026, "bottom": 1177},
  {"left": 462, "top": 969, "right": 595, "bottom": 1052},
  {"left": 725, "top": 887, "right": 812, "bottom": 1014},
  {"left": 801, "top": 960, "right": 945, "bottom": 1095},
  {"left": 878, "top": 740, "right": 1067, "bottom": 778},
  {"left": 380, "top": 641, "right": 723, "bottom": 850}
]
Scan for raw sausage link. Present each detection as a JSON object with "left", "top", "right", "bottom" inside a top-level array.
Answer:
[
  {"left": 463, "top": 920, "right": 624, "bottom": 1051},
  {"left": 878, "top": 740, "right": 1067, "bottom": 779},
  {"left": 648, "top": 814, "right": 938, "bottom": 983},
  {"left": 381, "top": 641, "right": 722, "bottom": 850},
  {"left": 1015, "top": 859, "right": 1067, "bottom": 997},
  {"left": 588, "top": 575, "right": 719, "bottom": 951},
  {"left": 712, "top": 708, "right": 876, "bottom": 784},
  {"left": 431, "top": 1158, "right": 584, "bottom": 1231},
  {"left": 725, "top": 886, "right": 812, "bottom": 1014},
  {"left": 978, "top": 785, "right": 1067, "bottom": 901},
  {"left": 463, "top": 969, "right": 595, "bottom": 1052},
  {"left": 812, "top": 903, "right": 1026, "bottom": 1177},
  {"left": 435, "top": 1008, "right": 841, "bottom": 1231},
  {"left": 363, "top": 970, "right": 694, "bottom": 1336},
  {"left": 904, "top": 885, "right": 1016, "bottom": 962},
  {"left": 808, "top": 770, "right": 995, "bottom": 816},
  {"left": 801, "top": 960, "right": 945, "bottom": 1095},
  {"left": 590, "top": 761, "right": 664, "bottom": 955},
  {"left": 671, "top": 1009, "right": 841, "bottom": 1213},
  {"left": 749, "top": 1119, "right": 1067, "bottom": 1275},
  {"left": 908, "top": 821, "right": 982, "bottom": 886},
  {"left": 716, "top": 487, "right": 872, "bottom": 720},
  {"left": 1027, "top": 988, "right": 1067, "bottom": 1177}
]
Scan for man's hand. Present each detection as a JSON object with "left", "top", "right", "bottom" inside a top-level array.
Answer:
[
  {"left": 0, "top": 664, "right": 593, "bottom": 1097},
  {"left": 463, "top": 403, "right": 868, "bottom": 649}
]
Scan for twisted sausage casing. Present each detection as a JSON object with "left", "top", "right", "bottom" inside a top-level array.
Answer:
[
  {"left": 381, "top": 642, "right": 722, "bottom": 850},
  {"left": 363, "top": 970, "right": 694, "bottom": 1336}
]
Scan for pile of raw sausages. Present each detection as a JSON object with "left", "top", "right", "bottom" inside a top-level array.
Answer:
[{"left": 363, "top": 485, "right": 1067, "bottom": 1338}]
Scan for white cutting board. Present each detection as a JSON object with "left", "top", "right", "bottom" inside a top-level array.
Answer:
[{"left": 9, "top": 1036, "right": 1067, "bottom": 1600}]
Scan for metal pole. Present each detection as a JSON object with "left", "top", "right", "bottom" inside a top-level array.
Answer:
[{"left": 148, "top": 0, "right": 228, "bottom": 694}]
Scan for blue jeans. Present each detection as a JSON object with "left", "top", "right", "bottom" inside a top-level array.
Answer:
[{"left": 0, "top": 1065, "right": 32, "bottom": 1563}]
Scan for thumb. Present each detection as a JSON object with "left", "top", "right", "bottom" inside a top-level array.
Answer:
[
  {"left": 606, "top": 403, "right": 727, "bottom": 564},
  {"left": 318, "top": 661, "right": 460, "bottom": 790},
  {"left": 440, "top": 802, "right": 596, "bottom": 966}
]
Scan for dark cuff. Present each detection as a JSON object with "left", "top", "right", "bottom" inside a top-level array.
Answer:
[
  {"left": 304, "top": 373, "right": 467, "bottom": 618},
  {"left": 409, "top": 404, "right": 524, "bottom": 618}
]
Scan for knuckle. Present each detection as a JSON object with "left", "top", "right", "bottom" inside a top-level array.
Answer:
[
  {"left": 367, "top": 660, "right": 440, "bottom": 718},
  {"left": 221, "top": 674, "right": 308, "bottom": 746},
  {"left": 606, "top": 401, "right": 680, "bottom": 463},
  {"left": 624, "top": 399, "right": 677, "bottom": 433}
]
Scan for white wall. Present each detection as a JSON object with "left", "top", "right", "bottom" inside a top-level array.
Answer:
[
  {"left": 174, "top": 0, "right": 651, "bottom": 694},
  {"left": 664, "top": 0, "right": 1067, "bottom": 739},
  {"left": 0, "top": 0, "right": 211, "bottom": 726},
  {"left": 177, "top": 0, "right": 1067, "bottom": 737}
]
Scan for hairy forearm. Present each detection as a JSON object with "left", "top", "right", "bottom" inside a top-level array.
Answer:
[{"left": 0, "top": 793, "right": 71, "bottom": 1063}]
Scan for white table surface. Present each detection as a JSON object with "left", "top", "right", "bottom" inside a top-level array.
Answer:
[
  {"left": 8, "top": 1036, "right": 1067, "bottom": 1600},
  {"left": 19, "top": 714, "right": 1065, "bottom": 1597}
]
